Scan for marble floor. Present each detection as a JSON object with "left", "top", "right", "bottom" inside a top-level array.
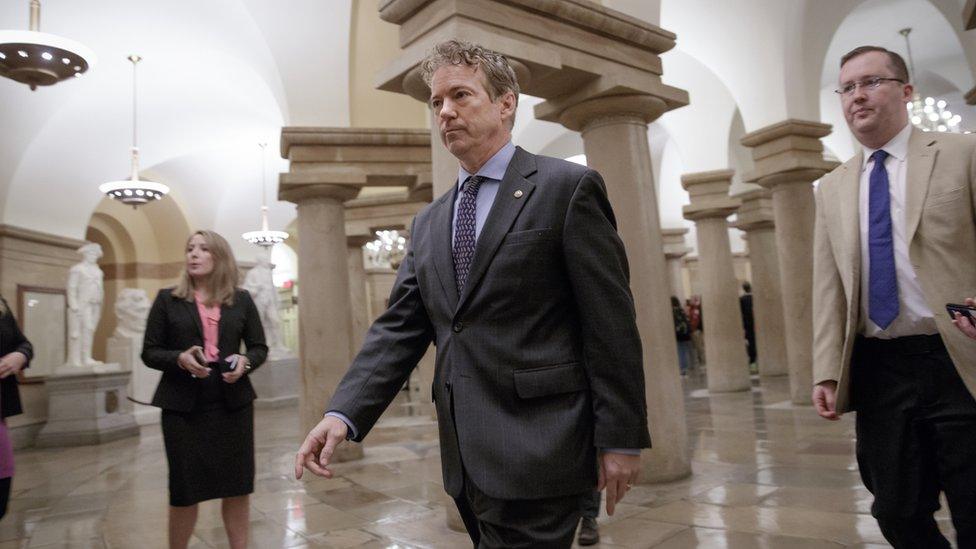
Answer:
[{"left": 0, "top": 371, "right": 955, "bottom": 548}]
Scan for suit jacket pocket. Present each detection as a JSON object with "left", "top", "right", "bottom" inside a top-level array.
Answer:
[
  {"left": 502, "top": 228, "right": 556, "bottom": 246},
  {"left": 925, "top": 186, "right": 966, "bottom": 209},
  {"left": 513, "top": 362, "right": 585, "bottom": 399}
]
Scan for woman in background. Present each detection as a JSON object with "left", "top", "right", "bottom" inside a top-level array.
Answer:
[
  {"left": 0, "top": 295, "right": 33, "bottom": 520},
  {"left": 142, "top": 230, "right": 267, "bottom": 549}
]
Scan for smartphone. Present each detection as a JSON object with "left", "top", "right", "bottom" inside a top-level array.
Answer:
[
  {"left": 222, "top": 355, "right": 239, "bottom": 373},
  {"left": 946, "top": 303, "right": 976, "bottom": 321}
]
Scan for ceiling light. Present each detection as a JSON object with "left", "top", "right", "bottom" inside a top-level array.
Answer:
[
  {"left": 242, "top": 143, "right": 289, "bottom": 248},
  {"left": 98, "top": 55, "right": 169, "bottom": 208},
  {"left": 0, "top": 1, "right": 97, "bottom": 90}
]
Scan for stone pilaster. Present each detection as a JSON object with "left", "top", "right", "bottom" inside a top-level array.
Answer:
[
  {"left": 733, "top": 189, "right": 788, "bottom": 377},
  {"left": 740, "top": 119, "right": 838, "bottom": 404},
  {"left": 662, "top": 228, "right": 690, "bottom": 303},
  {"left": 682, "top": 170, "right": 750, "bottom": 393}
]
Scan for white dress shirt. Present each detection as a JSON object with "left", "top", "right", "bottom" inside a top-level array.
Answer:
[{"left": 857, "top": 122, "right": 938, "bottom": 339}]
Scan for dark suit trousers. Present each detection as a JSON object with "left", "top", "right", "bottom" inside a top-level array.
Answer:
[
  {"left": 852, "top": 334, "right": 976, "bottom": 549},
  {"left": 454, "top": 475, "right": 583, "bottom": 549}
]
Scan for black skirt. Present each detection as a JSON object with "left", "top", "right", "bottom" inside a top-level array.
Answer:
[{"left": 161, "top": 400, "right": 254, "bottom": 507}]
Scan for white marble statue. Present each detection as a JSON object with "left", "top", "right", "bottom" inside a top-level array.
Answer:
[
  {"left": 113, "top": 289, "right": 150, "bottom": 339},
  {"left": 65, "top": 242, "right": 105, "bottom": 367},
  {"left": 242, "top": 253, "right": 292, "bottom": 359}
]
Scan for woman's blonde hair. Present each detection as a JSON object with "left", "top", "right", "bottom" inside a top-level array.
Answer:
[{"left": 173, "top": 230, "right": 239, "bottom": 307}]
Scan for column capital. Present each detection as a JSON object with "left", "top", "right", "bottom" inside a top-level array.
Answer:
[
  {"left": 732, "top": 188, "right": 775, "bottom": 232},
  {"left": 681, "top": 169, "right": 740, "bottom": 221},
  {"left": 347, "top": 234, "right": 375, "bottom": 248},
  {"left": 739, "top": 119, "right": 839, "bottom": 188},
  {"left": 543, "top": 93, "right": 680, "bottom": 133},
  {"left": 661, "top": 227, "right": 691, "bottom": 259},
  {"left": 279, "top": 183, "right": 362, "bottom": 205}
]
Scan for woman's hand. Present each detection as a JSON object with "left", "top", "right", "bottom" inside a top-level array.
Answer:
[
  {"left": 0, "top": 351, "right": 28, "bottom": 379},
  {"left": 222, "top": 354, "right": 248, "bottom": 384},
  {"left": 952, "top": 297, "right": 976, "bottom": 340},
  {"left": 177, "top": 346, "right": 210, "bottom": 378}
]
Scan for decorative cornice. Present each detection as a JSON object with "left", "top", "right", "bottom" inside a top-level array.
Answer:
[
  {"left": 0, "top": 224, "right": 85, "bottom": 250},
  {"left": 280, "top": 127, "right": 430, "bottom": 158}
]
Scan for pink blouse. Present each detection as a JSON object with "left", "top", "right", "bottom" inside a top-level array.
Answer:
[
  {"left": 194, "top": 292, "right": 221, "bottom": 362},
  {"left": 0, "top": 392, "right": 13, "bottom": 479}
]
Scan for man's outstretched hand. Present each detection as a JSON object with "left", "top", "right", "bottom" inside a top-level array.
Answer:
[{"left": 294, "top": 415, "right": 349, "bottom": 480}]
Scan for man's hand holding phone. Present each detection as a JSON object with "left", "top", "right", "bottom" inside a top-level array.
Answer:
[
  {"left": 950, "top": 298, "right": 976, "bottom": 340},
  {"left": 177, "top": 345, "right": 210, "bottom": 378}
]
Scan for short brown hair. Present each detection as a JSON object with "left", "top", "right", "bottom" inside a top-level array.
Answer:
[
  {"left": 173, "top": 230, "right": 240, "bottom": 307},
  {"left": 421, "top": 40, "right": 520, "bottom": 105},
  {"left": 840, "top": 46, "right": 910, "bottom": 83}
]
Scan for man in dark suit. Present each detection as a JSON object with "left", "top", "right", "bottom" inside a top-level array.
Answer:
[{"left": 295, "top": 40, "right": 650, "bottom": 548}]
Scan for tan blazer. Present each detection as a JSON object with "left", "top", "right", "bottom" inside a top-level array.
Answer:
[{"left": 813, "top": 128, "right": 976, "bottom": 413}]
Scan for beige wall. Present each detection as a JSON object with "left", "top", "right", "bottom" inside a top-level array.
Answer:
[{"left": 348, "top": 0, "right": 427, "bottom": 128}]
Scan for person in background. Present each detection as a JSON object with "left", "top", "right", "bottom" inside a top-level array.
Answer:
[
  {"left": 0, "top": 295, "right": 33, "bottom": 521},
  {"left": 142, "top": 230, "right": 267, "bottom": 549},
  {"left": 687, "top": 295, "right": 704, "bottom": 368},
  {"left": 672, "top": 296, "right": 693, "bottom": 376},
  {"left": 739, "top": 282, "right": 756, "bottom": 368}
]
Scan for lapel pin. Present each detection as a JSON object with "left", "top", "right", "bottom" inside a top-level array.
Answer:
[{"left": 514, "top": 190, "right": 524, "bottom": 198}]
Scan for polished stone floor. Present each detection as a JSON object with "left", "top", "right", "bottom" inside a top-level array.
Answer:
[{"left": 0, "top": 371, "right": 955, "bottom": 548}]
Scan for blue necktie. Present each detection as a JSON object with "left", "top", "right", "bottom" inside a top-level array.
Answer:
[
  {"left": 867, "top": 150, "right": 899, "bottom": 329},
  {"left": 453, "top": 176, "right": 484, "bottom": 292}
]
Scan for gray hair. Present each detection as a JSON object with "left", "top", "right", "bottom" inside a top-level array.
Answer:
[{"left": 420, "top": 40, "right": 520, "bottom": 106}]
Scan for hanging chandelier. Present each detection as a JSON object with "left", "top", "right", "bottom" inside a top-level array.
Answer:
[
  {"left": 98, "top": 55, "right": 169, "bottom": 208},
  {"left": 0, "top": 0, "right": 96, "bottom": 90},
  {"left": 900, "top": 28, "right": 964, "bottom": 133},
  {"left": 365, "top": 230, "right": 407, "bottom": 270},
  {"left": 242, "top": 143, "right": 289, "bottom": 247}
]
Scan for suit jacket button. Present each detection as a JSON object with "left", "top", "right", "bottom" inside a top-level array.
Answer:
[{"left": 453, "top": 322, "right": 463, "bottom": 333}]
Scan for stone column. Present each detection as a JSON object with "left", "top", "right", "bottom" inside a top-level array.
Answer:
[
  {"left": 733, "top": 189, "right": 788, "bottom": 377},
  {"left": 662, "top": 228, "right": 690, "bottom": 303},
  {"left": 681, "top": 170, "right": 750, "bottom": 393},
  {"left": 279, "top": 183, "right": 364, "bottom": 462},
  {"left": 347, "top": 235, "right": 373, "bottom": 359},
  {"left": 740, "top": 120, "right": 837, "bottom": 404},
  {"left": 546, "top": 94, "right": 688, "bottom": 482}
]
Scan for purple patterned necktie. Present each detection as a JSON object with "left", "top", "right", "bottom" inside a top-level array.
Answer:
[
  {"left": 867, "top": 149, "right": 899, "bottom": 329},
  {"left": 453, "top": 175, "right": 485, "bottom": 292}
]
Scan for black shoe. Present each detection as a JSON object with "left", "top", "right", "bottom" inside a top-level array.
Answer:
[{"left": 578, "top": 516, "right": 600, "bottom": 546}]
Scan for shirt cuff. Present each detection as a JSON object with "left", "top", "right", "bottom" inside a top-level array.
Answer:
[
  {"left": 324, "top": 411, "right": 358, "bottom": 440},
  {"left": 600, "top": 448, "right": 641, "bottom": 455}
]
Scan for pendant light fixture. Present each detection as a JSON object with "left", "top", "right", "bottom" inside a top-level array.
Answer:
[
  {"left": 98, "top": 55, "right": 169, "bottom": 208},
  {"left": 900, "top": 28, "right": 964, "bottom": 133},
  {"left": 242, "top": 143, "right": 289, "bottom": 247},
  {"left": 0, "top": 0, "right": 97, "bottom": 90}
]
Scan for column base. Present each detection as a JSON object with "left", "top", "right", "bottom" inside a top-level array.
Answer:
[
  {"left": 35, "top": 364, "right": 139, "bottom": 448},
  {"left": 251, "top": 356, "right": 300, "bottom": 409}
]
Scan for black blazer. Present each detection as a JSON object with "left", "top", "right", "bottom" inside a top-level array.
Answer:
[
  {"left": 327, "top": 148, "right": 651, "bottom": 500},
  {"left": 142, "top": 288, "right": 268, "bottom": 412},
  {"left": 0, "top": 297, "right": 33, "bottom": 419}
]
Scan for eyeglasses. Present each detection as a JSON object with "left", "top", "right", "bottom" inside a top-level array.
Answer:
[{"left": 834, "top": 76, "right": 904, "bottom": 96}]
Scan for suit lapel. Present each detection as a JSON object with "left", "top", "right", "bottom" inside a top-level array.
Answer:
[
  {"left": 430, "top": 190, "right": 460, "bottom": 310},
  {"left": 837, "top": 154, "right": 862, "bottom": 299},
  {"left": 456, "top": 148, "right": 537, "bottom": 312},
  {"left": 905, "top": 130, "right": 938, "bottom": 244}
]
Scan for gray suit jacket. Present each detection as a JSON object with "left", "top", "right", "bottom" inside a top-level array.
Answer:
[{"left": 328, "top": 147, "right": 651, "bottom": 500}]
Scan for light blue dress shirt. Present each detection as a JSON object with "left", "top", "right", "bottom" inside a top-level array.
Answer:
[{"left": 327, "top": 141, "right": 637, "bottom": 455}]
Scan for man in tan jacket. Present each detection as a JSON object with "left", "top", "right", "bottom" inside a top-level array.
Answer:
[{"left": 813, "top": 45, "right": 976, "bottom": 548}]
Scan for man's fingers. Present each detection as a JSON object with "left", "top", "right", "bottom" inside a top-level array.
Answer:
[
  {"left": 294, "top": 450, "right": 306, "bottom": 479},
  {"left": 605, "top": 481, "right": 618, "bottom": 515},
  {"left": 596, "top": 462, "right": 606, "bottom": 492}
]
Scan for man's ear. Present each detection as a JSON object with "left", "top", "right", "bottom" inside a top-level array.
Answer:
[{"left": 499, "top": 90, "right": 518, "bottom": 126}]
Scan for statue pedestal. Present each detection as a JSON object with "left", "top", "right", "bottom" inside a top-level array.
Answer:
[
  {"left": 251, "top": 355, "right": 299, "bottom": 409},
  {"left": 108, "top": 333, "right": 161, "bottom": 425},
  {"left": 35, "top": 363, "right": 140, "bottom": 447}
]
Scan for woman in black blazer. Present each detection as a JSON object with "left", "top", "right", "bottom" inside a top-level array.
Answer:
[
  {"left": 142, "top": 230, "right": 267, "bottom": 549},
  {"left": 0, "top": 296, "right": 33, "bottom": 521}
]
